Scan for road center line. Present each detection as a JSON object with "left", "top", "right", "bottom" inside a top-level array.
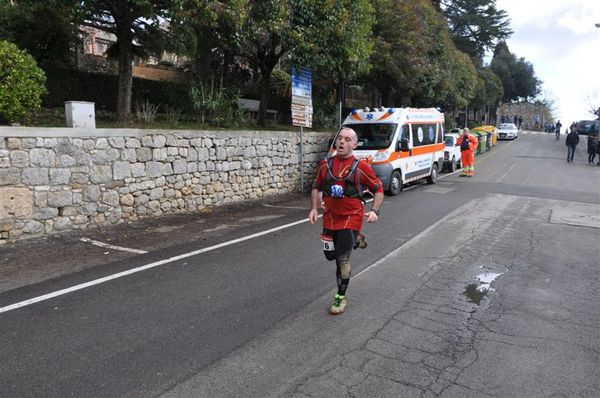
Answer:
[{"left": 79, "top": 237, "right": 148, "bottom": 254}]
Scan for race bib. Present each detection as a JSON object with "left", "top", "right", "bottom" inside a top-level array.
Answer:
[
  {"left": 330, "top": 184, "right": 344, "bottom": 198},
  {"left": 320, "top": 234, "right": 335, "bottom": 251}
]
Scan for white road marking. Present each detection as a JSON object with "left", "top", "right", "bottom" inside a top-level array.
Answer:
[
  {"left": 0, "top": 217, "right": 319, "bottom": 314},
  {"left": 262, "top": 204, "right": 307, "bottom": 210},
  {"left": 79, "top": 238, "right": 148, "bottom": 254},
  {"left": 203, "top": 224, "right": 240, "bottom": 233}
]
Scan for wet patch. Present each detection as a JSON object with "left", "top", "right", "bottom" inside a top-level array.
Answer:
[{"left": 464, "top": 271, "right": 503, "bottom": 305}]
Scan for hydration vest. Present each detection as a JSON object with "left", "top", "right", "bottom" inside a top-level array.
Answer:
[{"left": 322, "top": 157, "right": 367, "bottom": 201}]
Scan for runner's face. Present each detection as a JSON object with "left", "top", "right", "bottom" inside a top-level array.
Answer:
[{"left": 336, "top": 130, "right": 357, "bottom": 157}]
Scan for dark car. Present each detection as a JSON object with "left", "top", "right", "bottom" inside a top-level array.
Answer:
[{"left": 575, "top": 120, "right": 600, "bottom": 135}]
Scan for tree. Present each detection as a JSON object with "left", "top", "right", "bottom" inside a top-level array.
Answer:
[
  {"left": 176, "top": 0, "right": 247, "bottom": 80},
  {"left": 434, "top": 0, "right": 512, "bottom": 62},
  {"left": 0, "top": 0, "right": 80, "bottom": 68},
  {"left": 359, "top": 0, "right": 423, "bottom": 105},
  {"left": 0, "top": 40, "right": 47, "bottom": 123},
  {"left": 490, "top": 41, "right": 540, "bottom": 102},
  {"left": 238, "top": 0, "right": 374, "bottom": 126},
  {"left": 80, "top": 0, "right": 181, "bottom": 123},
  {"left": 291, "top": 0, "right": 374, "bottom": 120}
]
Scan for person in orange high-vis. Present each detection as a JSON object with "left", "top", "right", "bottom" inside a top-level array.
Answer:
[{"left": 456, "top": 127, "right": 478, "bottom": 177}]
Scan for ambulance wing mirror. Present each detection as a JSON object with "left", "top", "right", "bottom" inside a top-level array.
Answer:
[{"left": 398, "top": 138, "right": 410, "bottom": 152}]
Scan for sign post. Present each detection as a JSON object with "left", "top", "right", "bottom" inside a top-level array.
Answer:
[{"left": 291, "top": 66, "right": 313, "bottom": 192}]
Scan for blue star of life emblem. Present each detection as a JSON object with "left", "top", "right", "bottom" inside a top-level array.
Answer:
[{"left": 366, "top": 113, "right": 373, "bottom": 120}]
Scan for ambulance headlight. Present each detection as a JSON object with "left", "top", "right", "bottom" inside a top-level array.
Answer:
[{"left": 373, "top": 150, "right": 390, "bottom": 162}]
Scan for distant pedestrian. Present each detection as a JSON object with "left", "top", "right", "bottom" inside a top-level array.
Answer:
[
  {"left": 518, "top": 116, "right": 523, "bottom": 129},
  {"left": 565, "top": 129, "right": 579, "bottom": 162},
  {"left": 457, "top": 127, "right": 478, "bottom": 177},
  {"left": 588, "top": 127, "right": 599, "bottom": 164}
]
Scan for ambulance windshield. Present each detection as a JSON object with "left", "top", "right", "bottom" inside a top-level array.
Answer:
[{"left": 345, "top": 123, "right": 397, "bottom": 150}]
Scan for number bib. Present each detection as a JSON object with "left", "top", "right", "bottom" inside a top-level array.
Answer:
[{"left": 320, "top": 234, "right": 335, "bottom": 251}]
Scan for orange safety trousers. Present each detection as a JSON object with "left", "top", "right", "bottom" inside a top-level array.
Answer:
[{"left": 461, "top": 150, "right": 475, "bottom": 176}]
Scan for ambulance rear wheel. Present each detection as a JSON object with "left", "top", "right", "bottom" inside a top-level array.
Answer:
[
  {"left": 388, "top": 170, "right": 403, "bottom": 196},
  {"left": 427, "top": 164, "right": 438, "bottom": 184},
  {"left": 448, "top": 156, "right": 456, "bottom": 173}
]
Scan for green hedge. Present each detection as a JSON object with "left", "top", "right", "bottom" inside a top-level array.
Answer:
[{"left": 43, "top": 68, "right": 192, "bottom": 113}]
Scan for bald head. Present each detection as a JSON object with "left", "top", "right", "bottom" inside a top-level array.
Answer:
[
  {"left": 335, "top": 127, "right": 358, "bottom": 158},
  {"left": 339, "top": 127, "right": 358, "bottom": 142}
]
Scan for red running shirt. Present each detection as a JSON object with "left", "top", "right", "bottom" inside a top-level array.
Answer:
[{"left": 313, "top": 155, "right": 383, "bottom": 231}]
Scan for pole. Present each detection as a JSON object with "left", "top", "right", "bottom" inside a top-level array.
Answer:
[{"left": 300, "top": 126, "right": 304, "bottom": 192}]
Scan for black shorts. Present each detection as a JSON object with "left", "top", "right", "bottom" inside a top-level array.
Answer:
[{"left": 322, "top": 229, "right": 358, "bottom": 261}]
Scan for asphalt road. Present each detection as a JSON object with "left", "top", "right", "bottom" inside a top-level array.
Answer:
[{"left": 0, "top": 131, "right": 599, "bottom": 397}]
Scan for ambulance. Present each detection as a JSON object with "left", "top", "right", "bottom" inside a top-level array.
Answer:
[{"left": 331, "top": 107, "right": 445, "bottom": 195}]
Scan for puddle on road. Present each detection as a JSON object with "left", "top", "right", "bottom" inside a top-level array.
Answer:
[{"left": 463, "top": 271, "right": 503, "bottom": 305}]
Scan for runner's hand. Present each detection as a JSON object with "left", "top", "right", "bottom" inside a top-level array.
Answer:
[{"left": 308, "top": 209, "right": 319, "bottom": 224}]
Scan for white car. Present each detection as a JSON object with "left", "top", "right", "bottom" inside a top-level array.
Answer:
[
  {"left": 497, "top": 123, "right": 519, "bottom": 140},
  {"left": 443, "top": 134, "right": 462, "bottom": 172}
]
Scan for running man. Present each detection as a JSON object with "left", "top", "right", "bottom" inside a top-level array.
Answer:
[{"left": 309, "top": 127, "right": 384, "bottom": 315}]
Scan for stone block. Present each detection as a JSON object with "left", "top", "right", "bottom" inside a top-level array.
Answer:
[
  {"left": 95, "top": 138, "right": 109, "bottom": 149},
  {"left": 136, "top": 147, "right": 152, "bottom": 162},
  {"left": 21, "top": 168, "right": 48, "bottom": 185},
  {"left": 0, "top": 220, "right": 14, "bottom": 232},
  {"left": 120, "top": 193, "right": 134, "bottom": 206},
  {"left": 57, "top": 155, "right": 76, "bottom": 167},
  {"left": 162, "top": 163, "right": 173, "bottom": 175},
  {"left": 153, "top": 148, "right": 167, "bottom": 161},
  {"left": 122, "top": 148, "right": 137, "bottom": 162},
  {"left": 71, "top": 173, "right": 89, "bottom": 184},
  {"left": 30, "top": 148, "right": 56, "bottom": 167},
  {"left": 90, "top": 165, "right": 112, "bottom": 183},
  {"left": 23, "top": 220, "right": 44, "bottom": 234},
  {"left": 154, "top": 135, "right": 166, "bottom": 148},
  {"left": 80, "top": 203, "right": 98, "bottom": 215},
  {"left": 10, "top": 150, "right": 29, "bottom": 167},
  {"left": 0, "top": 187, "right": 33, "bottom": 218},
  {"left": 50, "top": 169, "right": 71, "bottom": 185},
  {"left": 126, "top": 138, "right": 141, "bottom": 148},
  {"left": 113, "top": 161, "right": 131, "bottom": 180},
  {"left": 7, "top": 138, "right": 21, "bottom": 149},
  {"left": 32, "top": 207, "right": 58, "bottom": 220},
  {"left": 146, "top": 161, "right": 163, "bottom": 178},
  {"left": 102, "top": 191, "right": 120, "bottom": 207},
  {"left": 47, "top": 190, "right": 73, "bottom": 207},
  {"left": 54, "top": 217, "right": 71, "bottom": 230},
  {"left": 109, "top": 137, "right": 126, "bottom": 148},
  {"left": 173, "top": 159, "right": 187, "bottom": 174},
  {"left": 0, "top": 168, "right": 21, "bottom": 185},
  {"left": 131, "top": 163, "right": 146, "bottom": 177}
]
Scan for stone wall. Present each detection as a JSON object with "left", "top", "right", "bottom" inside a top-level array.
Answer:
[{"left": 0, "top": 128, "right": 332, "bottom": 243}]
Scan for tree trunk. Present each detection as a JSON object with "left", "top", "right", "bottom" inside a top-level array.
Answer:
[
  {"left": 257, "top": 68, "right": 272, "bottom": 127},
  {"left": 116, "top": 29, "right": 133, "bottom": 125}
]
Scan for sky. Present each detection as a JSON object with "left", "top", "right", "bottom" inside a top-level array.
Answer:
[{"left": 494, "top": 0, "right": 600, "bottom": 123}]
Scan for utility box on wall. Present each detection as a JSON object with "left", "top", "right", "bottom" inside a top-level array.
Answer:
[{"left": 65, "top": 101, "right": 96, "bottom": 128}]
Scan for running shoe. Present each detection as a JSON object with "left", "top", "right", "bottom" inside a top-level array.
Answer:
[{"left": 329, "top": 294, "right": 347, "bottom": 315}]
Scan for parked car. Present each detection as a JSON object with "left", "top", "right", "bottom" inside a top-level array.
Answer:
[
  {"left": 575, "top": 120, "right": 600, "bottom": 135},
  {"left": 497, "top": 123, "right": 519, "bottom": 140},
  {"left": 443, "top": 133, "right": 461, "bottom": 172}
]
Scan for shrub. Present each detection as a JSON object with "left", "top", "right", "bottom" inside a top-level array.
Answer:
[{"left": 0, "top": 40, "right": 47, "bottom": 123}]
